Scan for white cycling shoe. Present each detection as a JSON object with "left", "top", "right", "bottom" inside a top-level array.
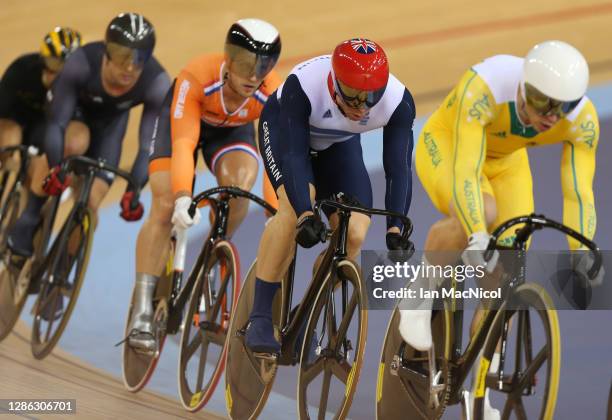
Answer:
[{"left": 398, "top": 309, "right": 433, "bottom": 351}]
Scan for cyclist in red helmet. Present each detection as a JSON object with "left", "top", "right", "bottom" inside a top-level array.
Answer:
[{"left": 244, "top": 38, "right": 416, "bottom": 353}]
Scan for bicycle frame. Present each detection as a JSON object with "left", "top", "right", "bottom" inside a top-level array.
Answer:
[
  {"left": 266, "top": 197, "right": 413, "bottom": 366},
  {"left": 393, "top": 213, "right": 602, "bottom": 406},
  {"left": 31, "top": 156, "right": 137, "bottom": 288},
  {"left": 165, "top": 186, "right": 278, "bottom": 335}
]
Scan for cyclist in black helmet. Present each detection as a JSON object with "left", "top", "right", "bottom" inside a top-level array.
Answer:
[{"left": 7, "top": 14, "right": 171, "bottom": 318}]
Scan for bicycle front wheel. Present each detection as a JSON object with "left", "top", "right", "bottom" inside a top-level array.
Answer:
[
  {"left": 30, "top": 209, "right": 95, "bottom": 359},
  {"left": 178, "top": 240, "right": 240, "bottom": 412},
  {"left": 297, "top": 259, "right": 367, "bottom": 420},
  {"left": 473, "top": 283, "right": 561, "bottom": 420}
]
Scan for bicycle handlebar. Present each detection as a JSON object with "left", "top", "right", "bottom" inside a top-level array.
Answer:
[
  {"left": 314, "top": 196, "right": 414, "bottom": 245},
  {"left": 60, "top": 155, "right": 140, "bottom": 208},
  {"left": 486, "top": 213, "right": 602, "bottom": 279},
  {"left": 60, "top": 155, "right": 137, "bottom": 188},
  {"left": 189, "top": 186, "right": 277, "bottom": 217},
  {"left": 0, "top": 144, "right": 40, "bottom": 157}
]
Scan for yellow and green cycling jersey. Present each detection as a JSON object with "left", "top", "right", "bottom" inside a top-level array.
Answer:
[{"left": 416, "top": 54, "right": 598, "bottom": 249}]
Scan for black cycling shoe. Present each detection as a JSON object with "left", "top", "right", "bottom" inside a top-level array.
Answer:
[
  {"left": 7, "top": 215, "right": 40, "bottom": 258},
  {"left": 245, "top": 315, "right": 281, "bottom": 354}
]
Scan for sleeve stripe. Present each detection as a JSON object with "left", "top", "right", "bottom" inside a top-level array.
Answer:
[
  {"left": 569, "top": 142, "right": 585, "bottom": 235},
  {"left": 452, "top": 70, "right": 480, "bottom": 234}
]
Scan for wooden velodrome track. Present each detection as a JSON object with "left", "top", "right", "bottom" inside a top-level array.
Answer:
[{"left": 1, "top": 0, "right": 612, "bottom": 418}]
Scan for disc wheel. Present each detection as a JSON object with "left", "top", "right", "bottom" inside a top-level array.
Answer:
[
  {"left": 224, "top": 260, "right": 282, "bottom": 420},
  {"left": 30, "top": 209, "right": 94, "bottom": 359},
  {"left": 376, "top": 305, "right": 452, "bottom": 420},
  {"left": 178, "top": 240, "right": 240, "bottom": 412}
]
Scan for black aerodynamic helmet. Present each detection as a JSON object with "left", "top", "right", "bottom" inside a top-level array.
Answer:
[{"left": 105, "top": 12, "right": 156, "bottom": 67}]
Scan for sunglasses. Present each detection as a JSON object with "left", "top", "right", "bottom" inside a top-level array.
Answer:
[
  {"left": 523, "top": 83, "right": 581, "bottom": 117},
  {"left": 334, "top": 78, "right": 385, "bottom": 109},
  {"left": 105, "top": 42, "right": 151, "bottom": 70},
  {"left": 225, "top": 44, "right": 278, "bottom": 80}
]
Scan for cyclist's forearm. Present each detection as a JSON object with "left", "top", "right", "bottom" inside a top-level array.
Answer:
[
  {"left": 128, "top": 148, "right": 149, "bottom": 192},
  {"left": 43, "top": 123, "right": 65, "bottom": 168}
]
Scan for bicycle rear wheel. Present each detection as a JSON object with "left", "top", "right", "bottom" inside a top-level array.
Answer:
[
  {"left": 297, "top": 259, "right": 367, "bottom": 420},
  {"left": 376, "top": 305, "right": 452, "bottom": 420},
  {"left": 473, "top": 283, "right": 560, "bottom": 420},
  {"left": 0, "top": 190, "right": 28, "bottom": 341},
  {"left": 225, "top": 259, "right": 282, "bottom": 420},
  {"left": 30, "top": 209, "right": 94, "bottom": 359},
  {"left": 178, "top": 240, "right": 240, "bottom": 412}
]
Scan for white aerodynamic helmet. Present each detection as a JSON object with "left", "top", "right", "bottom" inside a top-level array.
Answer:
[{"left": 523, "top": 40, "right": 589, "bottom": 102}]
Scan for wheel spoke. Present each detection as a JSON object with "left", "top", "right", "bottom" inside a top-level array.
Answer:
[
  {"left": 325, "top": 286, "right": 337, "bottom": 346},
  {"left": 514, "top": 397, "right": 528, "bottom": 420},
  {"left": 334, "top": 290, "right": 358, "bottom": 352},
  {"left": 184, "top": 330, "right": 203, "bottom": 361},
  {"left": 518, "top": 346, "right": 546, "bottom": 390},
  {"left": 317, "top": 369, "right": 332, "bottom": 420},
  {"left": 195, "top": 334, "right": 211, "bottom": 392},
  {"left": 208, "top": 261, "right": 231, "bottom": 323},
  {"left": 301, "top": 356, "right": 325, "bottom": 385},
  {"left": 330, "top": 359, "right": 351, "bottom": 384},
  {"left": 501, "top": 399, "right": 514, "bottom": 420}
]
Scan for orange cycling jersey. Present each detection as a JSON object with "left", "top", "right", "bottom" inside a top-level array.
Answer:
[{"left": 170, "top": 53, "right": 281, "bottom": 195}]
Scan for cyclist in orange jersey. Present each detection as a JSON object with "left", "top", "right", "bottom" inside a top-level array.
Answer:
[{"left": 127, "top": 18, "right": 281, "bottom": 352}]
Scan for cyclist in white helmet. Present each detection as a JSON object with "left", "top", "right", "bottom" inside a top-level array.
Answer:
[{"left": 399, "top": 40, "right": 602, "bottom": 419}]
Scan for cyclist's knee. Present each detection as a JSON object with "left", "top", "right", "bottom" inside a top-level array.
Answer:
[
  {"left": 87, "top": 179, "right": 110, "bottom": 212},
  {"left": 215, "top": 151, "right": 258, "bottom": 191},
  {"left": 347, "top": 214, "right": 370, "bottom": 256},
  {"left": 0, "top": 119, "right": 22, "bottom": 146},
  {"left": 150, "top": 192, "right": 174, "bottom": 226},
  {"left": 64, "top": 121, "right": 90, "bottom": 156},
  {"left": 427, "top": 215, "right": 466, "bottom": 252},
  {"left": 148, "top": 171, "right": 173, "bottom": 225}
]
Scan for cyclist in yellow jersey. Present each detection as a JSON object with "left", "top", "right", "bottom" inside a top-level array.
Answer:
[{"left": 398, "top": 40, "right": 603, "bottom": 419}]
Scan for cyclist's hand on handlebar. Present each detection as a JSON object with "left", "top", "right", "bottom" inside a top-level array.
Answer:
[
  {"left": 571, "top": 248, "right": 605, "bottom": 286},
  {"left": 120, "top": 191, "right": 144, "bottom": 221},
  {"left": 296, "top": 213, "right": 326, "bottom": 248},
  {"left": 42, "top": 165, "right": 71, "bottom": 196},
  {"left": 386, "top": 231, "right": 412, "bottom": 251},
  {"left": 461, "top": 231, "right": 499, "bottom": 273},
  {"left": 172, "top": 196, "right": 201, "bottom": 230}
]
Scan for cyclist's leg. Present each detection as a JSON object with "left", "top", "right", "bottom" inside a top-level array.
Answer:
[
  {"left": 131, "top": 97, "right": 173, "bottom": 350},
  {"left": 203, "top": 122, "right": 259, "bottom": 237},
  {"left": 247, "top": 96, "right": 315, "bottom": 353},
  {"left": 8, "top": 119, "right": 90, "bottom": 256},
  {"left": 398, "top": 120, "right": 498, "bottom": 350},
  {"left": 312, "top": 135, "right": 372, "bottom": 260},
  {"left": 469, "top": 150, "right": 533, "bottom": 337},
  {"left": 0, "top": 118, "right": 22, "bottom": 168}
]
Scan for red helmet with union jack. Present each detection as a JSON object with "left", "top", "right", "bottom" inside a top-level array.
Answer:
[{"left": 331, "top": 38, "right": 389, "bottom": 109}]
